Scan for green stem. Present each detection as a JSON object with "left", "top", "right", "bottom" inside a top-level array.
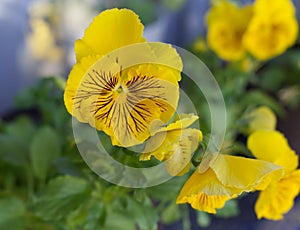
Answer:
[{"left": 25, "top": 165, "right": 34, "bottom": 199}]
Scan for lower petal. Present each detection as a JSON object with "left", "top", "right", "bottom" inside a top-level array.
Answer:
[
  {"left": 176, "top": 168, "right": 240, "bottom": 214},
  {"left": 255, "top": 173, "right": 300, "bottom": 220}
]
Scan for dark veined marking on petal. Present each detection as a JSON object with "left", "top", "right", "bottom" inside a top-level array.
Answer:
[
  {"left": 72, "top": 69, "right": 119, "bottom": 110},
  {"left": 94, "top": 75, "right": 169, "bottom": 139},
  {"left": 74, "top": 71, "right": 171, "bottom": 141},
  {"left": 121, "top": 75, "right": 169, "bottom": 137}
]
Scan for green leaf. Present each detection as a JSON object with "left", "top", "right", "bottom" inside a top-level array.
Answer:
[
  {"left": 102, "top": 210, "right": 135, "bottom": 230},
  {"left": 0, "top": 117, "right": 35, "bottom": 166},
  {"left": 0, "top": 197, "right": 25, "bottom": 230},
  {"left": 126, "top": 196, "right": 158, "bottom": 230},
  {"left": 196, "top": 211, "right": 211, "bottom": 228},
  {"left": 31, "top": 175, "right": 90, "bottom": 221},
  {"left": 161, "top": 202, "right": 180, "bottom": 224},
  {"left": 216, "top": 200, "right": 240, "bottom": 218},
  {"left": 30, "top": 126, "right": 62, "bottom": 181},
  {"left": 146, "top": 176, "right": 187, "bottom": 201},
  {"left": 83, "top": 202, "right": 106, "bottom": 230},
  {"left": 112, "top": 195, "right": 158, "bottom": 230}
]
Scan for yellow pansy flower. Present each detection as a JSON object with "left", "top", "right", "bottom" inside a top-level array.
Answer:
[
  {"left": 247, "top": 106, "right": 277, "bottom": 133},
  {"left": 64, "top": 9, "right": 182, "bottom": 147},
  {"left": 176, "top": 153, "right": 283, "bottom": 214},
  {"left": 140, "top": 114, "right": 202, "bottom": 176},
  {"left": 206, "top": 0, "right": 253, "bottom": 61},
  {"left": 248, "top": 130, "right": 300, "bottom": 220},
  {"left": 243, "top": 0, "right": 298, "bottom": 60}
]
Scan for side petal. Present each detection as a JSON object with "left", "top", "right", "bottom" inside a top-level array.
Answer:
[
  {"left": 211, "top": 154, "right": 283, "bottom": 191},
  {"left": 164, "top": 129, "right": 202, "bottom": 176},
  {"left": 176, "top": 168, "right": 239, "bottom": 214},
  {"left": 64, "top": 55, "right": 100, "bottom": 121},
  {"left": 255, "top": 171, "right": 300, "bottom": 220},
  {"left": 75, "top": 8, "right": 146, "bottom": 62}
]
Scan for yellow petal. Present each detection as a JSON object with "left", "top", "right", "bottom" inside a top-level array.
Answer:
[
  {"left": 64, "top": 55, "right": 100, "bottom": 121},
  {"left": 141, "top": 128, "right": 202, "bottom": 176},
  {"left": 164, "top": 129, "right": 202, "bottom": 176},
  {"left": 211, "top": 154, "right": 283, "bottom": 191},
  {"left": 198, "top": 152, "right": 218, "bottom": 174},
  {"left": 151, "top": 113, "right": 199, "bottom": 135},
  {"left": 255, "top": 170, "right": 300, "bottom": 220},
  {"left": 176, "top": 168, "right": 239, "bottom": 214},
  {"left": 248, "top": 106, "right": 277, "bottom": 133},
  {"left": 247, "top": 130, "right": 290, "bottom": 162},
  {"left": 247, "top": 130, "right": 298, "bottom": 172},
  {"left": 75, "top": 8, "right": 146, "bottom": 62},
  {"left": 274, "top": 148, "right": 299, "bottom": 173},
  {"left": 254, "top": 0, "right": 296, "bottom": 16}
]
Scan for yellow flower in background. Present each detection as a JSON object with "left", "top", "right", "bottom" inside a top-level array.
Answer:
[
  {"left": 243, "top": 0, "right": 298, "bottom": 60},
  {"left": 140, "top": 114, "right": 202, "bottom": 176},
  {"left": 206, "top": 0, "right": 253, "bottom": 61},
  {"left": 27, "top": 19, "right": 63, "bottom": 62},
  {"left": 193, "top": 37, "right": 207, "bottom": 53},
  {"left": 248, "top": 106, "right": 277, "bottom": 133},
  {"left": 248, "top": 130, "right": 300, "bottom": 220},
  {"left": 176, "top": 153, "right": 283, "bottom": 214},
  {"left": 64, "top": 9, "right": 183, "bottom": 147}
]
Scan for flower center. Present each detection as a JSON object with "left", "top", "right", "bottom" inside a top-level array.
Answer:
[{"left": 115, "top": 84, "right": 127, "bottom": 94}]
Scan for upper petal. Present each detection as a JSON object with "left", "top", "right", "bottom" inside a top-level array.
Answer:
[
  {"left": 247, "top": 130, "right": 299, "bottom": 172},
  {"left": 247, "top": 130, "right": 290, "bottom": 162},
  {"left": 75, "top": 8, "right": 146, "bottom": 62}
]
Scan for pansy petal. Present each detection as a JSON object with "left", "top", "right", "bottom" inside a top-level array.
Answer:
[
  {"left": 152, "top": 113, "right": 199, "bottom": 135},
  {"left": 64, "top": 55, "right": 100, "bottom": 121},
  {"left": 247, "top": 130, "right": 290, "bottom": 162},
  {"left": 176, "top": 168, "right": 239, "bottom": 214},
  {"left": 141, "top": 128, "right": 202, "bottom": 175},
  {"left": 255, "top": 171, "right": 300, "bottom": 220},
  {"left": 211, "top": 154, "right": 283, "bottom": 191},
  {"left": 274, "top": 148, "right": 299, "bottom": 173},
  {"left": 164, "top": 129, "right": 202, "bottom": 176},
  {"left": 75, "top": 8, "right": 145, "bottom": 62}
]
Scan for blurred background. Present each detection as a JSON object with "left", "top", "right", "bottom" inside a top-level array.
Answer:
[
  {"left": 1, "top": 0, "right": 300, "bottom": 115},
  {"left": 1, "top": 0, "right": 300, "bottom": 229}
]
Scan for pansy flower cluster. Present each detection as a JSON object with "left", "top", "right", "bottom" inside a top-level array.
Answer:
[
  {"left": 64, "top": 8, "right": 300, "bottom": 221},
  {"left": 207, "top": 0, "right": 298, "bottom": 61}
]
